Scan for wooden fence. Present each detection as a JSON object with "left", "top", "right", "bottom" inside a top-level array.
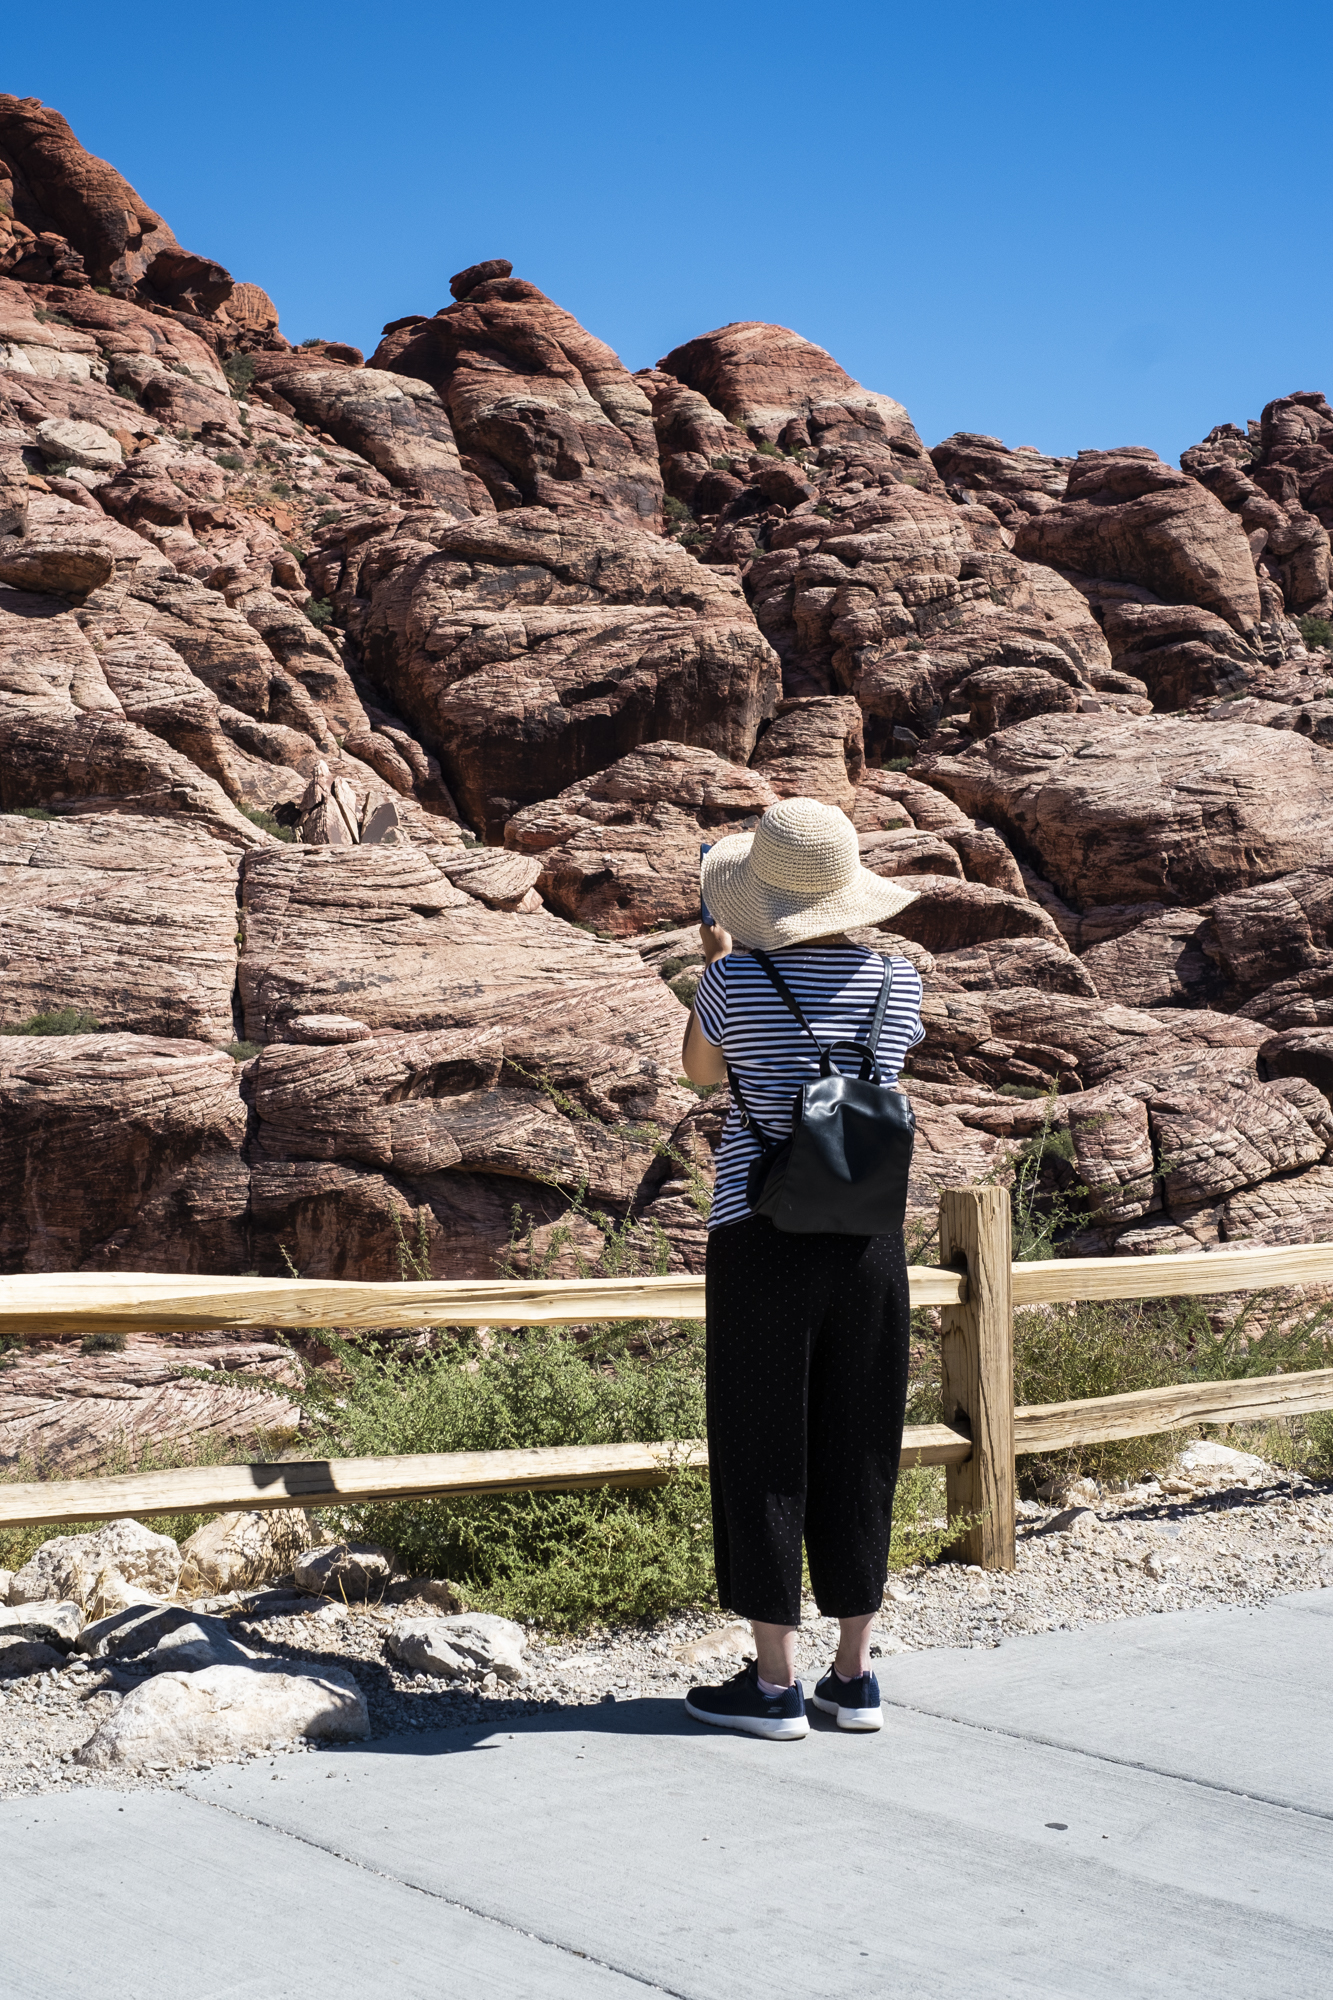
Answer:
[{"left": 3, "top": 1189, "right": 1333, "bottom": 1569}]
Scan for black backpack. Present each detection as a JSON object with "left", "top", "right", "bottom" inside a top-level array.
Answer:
[{"left": 726, "top": 950, "right": 916, "bottom": 1236}]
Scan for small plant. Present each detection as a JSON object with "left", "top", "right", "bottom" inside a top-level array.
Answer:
[
  {"left": 905, "top": 638, "right": 926, "bottom": 652},
  {"left": 239, "top": 805, "right": 295, "bottom": 841},
  {"left": 709, "top": 455, "right": 739, "bottom": 472},
  {"left": 755, "top": 440, "right": 782, "bottom": 458},
  {"left": 663, "top": 496, "right": 694, "bottom": 529},
  {"left": 1299, "top": 613, "right": 1333, "bottom": 650},
  {"left": 5, "top": 805, "right": 57, "bottom": 820},
  {"left": 814, "top": 501, "right": 834, "bottom": 519},
  {"left": 304, "top": 597, "right": 335, "bottom": 629},
  {"left": 223, "top": 353, "right": 256, "bottom": 398},
  {"left": 80, "top": 1330, "right": 127, "bottom": 1355},
  {"left": 1, "top": 1006, "right": 102, "bottom": 1036},
  {"left": 882, "top": 754, "right": 915, "bottom": 772},
  {"left": 227, "top": 1039, "right": 262, "bottom": 1061},
  {"left": 216, "top": 452, "right": 245, "bottom": 472},
  {"left": 270, "top": 480, "right": 291, "bottom": 499},
  {"left": 94, "top": 285, "right": 112, "bottom": 297}
]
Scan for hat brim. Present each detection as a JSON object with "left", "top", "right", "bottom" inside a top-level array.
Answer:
[{"left": 701, "top": 830, "right": 920, "bottom": 952}]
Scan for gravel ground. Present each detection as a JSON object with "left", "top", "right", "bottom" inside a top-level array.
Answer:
[{"left": 4, "top": 1465, "right": 1331, "bottom": 1803}]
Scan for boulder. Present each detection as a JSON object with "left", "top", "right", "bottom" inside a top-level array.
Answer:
[
  {"left": 504, "top": 741, "right": 777, "bottom": 934},
  {"left": 345, "top": 507, "right": 779, "bottom": 838},
  {"left": 387, "top": 1611, "right": 527, "bottom": 1683},
  {"left": 1079, "top": 909, "right": 1226, "bottom": 1010},
  {"left": 921, "top": 713, "right": 1333, "bottom": 908},
  {"left": 929, "top": 433, "right": 1070, "bottom": 527},
  {"left": 35, "top": 415, "right": 122, "bottom": 471},
  {"left": 9, "top": 1519, "right": 180, "bottom": 1605},
  {"left": 237, "top": 843, "right": 687, "bottom": 1061},
  {"left": 0, "top": 813, "right": 243, "bottom": 1041},
  {"left": 292, "top": 1542, "right": 398, "bottom": 1599},
  {"left": 179, "top": 1510, "right": 319, "bottom": 1596},
  {"left": 75, "top": 1661, "right": 369, "bottom": 1768},
  {"left": 0, "top": 1599, "right": 83, "bottom": 1646},
  {"left": 0, "top": 95, "right": 231, "bottom": 308},
  {"left": 0, "top": 1036, "right": 249, "bottom": 1273},
  {"left": 657, "top": 320, "right": 931, "bottom": 466},
  {"left": 370, "top": 275, "right": 662, "bottom": 530},
  {"left": 251, "top": 362, "right": 479, "bottom": 513},
  {"left": 1012, "top": 448, "right": 1262, "bottom": 636},
  {"left": 246, "top": 1016, "right": 693, "bottom": 1278},
  {"left": 749, "top": 696, "right": 864, "bottom": 809}
]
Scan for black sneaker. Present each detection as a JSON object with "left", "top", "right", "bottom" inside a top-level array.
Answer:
[
  {"left": 684, "top": 1662, "right": 809, "bottom": 1741},
  {"left": 811, "top": 1665, "right": 883, "bottom": 1732}
]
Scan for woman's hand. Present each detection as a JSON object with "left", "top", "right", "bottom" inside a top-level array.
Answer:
[{"left": 680, "top": 925, "right": 731, "bottom": 1086}]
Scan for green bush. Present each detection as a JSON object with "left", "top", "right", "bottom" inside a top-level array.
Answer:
[
  {"left": 227, "top": 1040, "right": 262, "bottom": 1061},
  {"left": 1, "top": 1006, "right": 102, "bottom": 1036},
  {"left": 81, "top": 1331, "right": 127, "bottom": 1355},
  {"left": 5, "top": 805, "right": 57, "bottom": 821},
  {"left": 1299, "top": 613, "right": 1333, "bottom": 650},
  {"left": 223, "top": 353, "right": 256, "bottom": 398},
  {"left": 216, "top": 452, "right": 245, "bottom": 472},
  {"left": 1012, "top": 1290, "right": 1333, "bottom": 1490},
  {"left": 239, "top": 804, "right": 295, "bottom": 842},
  {"left": 304, "top": 597, "right": 335, "bottom": 629}
]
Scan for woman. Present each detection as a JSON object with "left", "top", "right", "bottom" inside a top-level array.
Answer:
[{"left": 680, "top": 796, "right": 924, "bottom": 1740}]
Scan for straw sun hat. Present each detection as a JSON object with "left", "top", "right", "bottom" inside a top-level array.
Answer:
[{"left": 700, "top": 796, "right": 919, "bottom": 952}]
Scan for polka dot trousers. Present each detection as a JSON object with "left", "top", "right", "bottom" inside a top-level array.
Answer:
[{"left": 704, "top": 1213, "right": 912, "bottom": 1627}]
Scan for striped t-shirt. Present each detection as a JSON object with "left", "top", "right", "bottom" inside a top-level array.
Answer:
[{"left": 693, "top": 945, "right": 925, "bottom": 1230}]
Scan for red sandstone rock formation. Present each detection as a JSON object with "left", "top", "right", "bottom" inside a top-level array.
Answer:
[
  {"left": 370, "top": 276, "right": 662, "bottom": 530},
  {"left": 5, "top": 98, "right": 1333, "bottom": 1338}
]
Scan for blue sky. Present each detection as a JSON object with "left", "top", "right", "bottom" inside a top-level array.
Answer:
[{"left": 6, "top": 1, "right": 1331, "bottom": 464}]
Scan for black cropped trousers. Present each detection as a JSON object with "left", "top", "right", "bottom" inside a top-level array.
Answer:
[{"left": 704, "top": 1213, "right": 913, "bottom": 1627}]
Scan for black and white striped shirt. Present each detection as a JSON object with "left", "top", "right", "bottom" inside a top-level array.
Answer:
[{"left": 693, "top": 945, "right": 925, "bottom": 1230}]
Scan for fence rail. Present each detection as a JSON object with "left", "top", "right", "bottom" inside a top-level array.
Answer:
[{"left": 3, "top": 1216, "right": 1333, "bottom": 1561}]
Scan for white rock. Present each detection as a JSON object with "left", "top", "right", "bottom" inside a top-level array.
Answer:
[
  {"left": 670, "top": 1620, "right": 753, "bottom": 1668},
  {"left": 0, "top": 1600, "right": 83, "bottom": 1646},
  {"left": 0, "top": 1570, "right": 12, "bottom": 1604},
  {"left": 9, "top": 1520, "right": 181, "bottom": 1607},
  {"left": 1178, "top": 1440, "right": 1269, "bottom": 1478},
  {"left": 293, "top": 1542, "right": 397, "bottom": 1600},
  {"left": 35, "top": 416, "right": 123, "bottom": 471},
  {"left": 179, "top": 1510, "right": 318, "bottom": 1596},
  {"left": 388, "top": 1612, "right": 527, "bottom": 1684},
  {"left": 86, "top": 1567, "right": 165, "bottom": 1621},
  {"left": 76, "top": 1662, "right": 369, "bottom": 1769}
]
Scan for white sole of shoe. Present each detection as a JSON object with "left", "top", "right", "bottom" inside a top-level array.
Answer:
[
  {"left": 810, "top": 1691, "right": 884, "bottom": 1732},
  {"left": 683, "top": 1697, "right": 809, "bottom": 1740}
]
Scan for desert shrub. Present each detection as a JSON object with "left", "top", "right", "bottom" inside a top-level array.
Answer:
[
  {"left": 80, "top": 1331, "right": 127, "bottom": 1355},
  {"left": 239, "top": 804, "right": 294, "bottom": 842},
  {"left": 227, "top": 1040, "right": 262, "bottom": 1061},
  {"left": 755, "top": 440, "right": 782, "bottom": 458},
  {"left": 5, "top": 806, "right": 57, "bottom": 821},
  {"left": 216, "top": 452, "right": 245, "bottom": 472},
  {"left": 1011, "top": 1289, "right": 1333, "bottom": 1491},
  {"left": 223, "top": 353, "right": 256, "bottom": 398},
  {"left": 1299, "top": 613, "right": 1333, "bottom": 650},
  {"left": 304, "top": 596, "right": 334, "bottom": 629},
  {"left": 1, "top": 1006, "right": 101, "bottom": 1036}
]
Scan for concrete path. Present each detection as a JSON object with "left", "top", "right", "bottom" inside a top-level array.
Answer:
[{"left": 5, "top": 1590, "right": 1331, "bottom": 1999}]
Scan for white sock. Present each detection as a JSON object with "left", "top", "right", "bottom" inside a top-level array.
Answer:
[{"left": 756, "top": 1672, "right": 792, "bottom": 1697}]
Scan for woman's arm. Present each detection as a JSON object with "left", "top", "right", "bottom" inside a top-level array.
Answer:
[{"left": 681, "top": 923, "right": 731, "bottom": 1086}]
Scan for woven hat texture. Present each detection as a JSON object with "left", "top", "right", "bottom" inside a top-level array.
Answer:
[{"left": 701, "top": 797, "right": 918, "bottom": 951}]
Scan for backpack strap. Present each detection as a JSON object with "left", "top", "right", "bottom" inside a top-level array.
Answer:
[{"left": 754, "top": 949, "right": 895, "bottom": 1057}]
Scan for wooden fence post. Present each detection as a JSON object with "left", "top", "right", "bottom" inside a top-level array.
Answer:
[{"left": 937, "top": 1186, "right": 1015, "bottom": 1571}]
